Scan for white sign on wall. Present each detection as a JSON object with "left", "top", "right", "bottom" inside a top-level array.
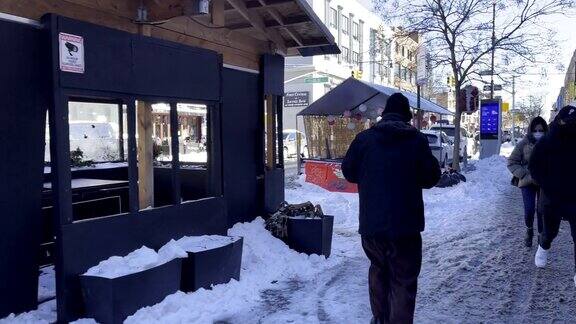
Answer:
[{"left": 59, "top": 33, "right": 85, "bottom": 73}]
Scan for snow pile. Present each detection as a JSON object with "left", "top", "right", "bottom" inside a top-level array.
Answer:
[
  {"left": 83, "top": 245, "right": 186, "bottom": 279},
  {"left": 38, "top": 266, "right": 56, "bottom": 303},
  {"left": 0, "top": 300, "right": 56, "bottom": 324},
  {"left": 166, "top": 235, "right": 240, "bottom": 253},
  {"left": 125, "top": 218, "right": 338, "bottom": 323}
]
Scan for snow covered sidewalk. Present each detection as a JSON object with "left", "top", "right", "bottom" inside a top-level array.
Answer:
[{"left": 3, "top": 155, "right": 575, "bottom": 323}]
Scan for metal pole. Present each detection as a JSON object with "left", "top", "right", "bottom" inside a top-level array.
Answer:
[
  {"left": 490, "top": 0, "right": 496, "bottom": 100},
  {"left": 511, "top": 75, "right": 516, "bottom": 143},
  {"left": 417, "top": 84, "right": 422, "bottom": 129}
]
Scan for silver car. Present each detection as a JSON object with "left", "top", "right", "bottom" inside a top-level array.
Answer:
[{"left": 421, "top": 130, "right": 454, "bottom": 168}]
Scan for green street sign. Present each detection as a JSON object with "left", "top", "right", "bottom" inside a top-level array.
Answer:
[{"left": 304, "top": 77, "right": 329, "bottom": 83}]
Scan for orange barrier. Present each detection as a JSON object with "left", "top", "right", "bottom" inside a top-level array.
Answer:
[{"left": 304, "top": 160, "right": 358, "bottom": 193}]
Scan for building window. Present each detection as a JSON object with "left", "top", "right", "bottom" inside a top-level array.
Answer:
[
  {"left": 352, "top": 51, "right": 359, "bottom": 65},
  {"left": 342, "top": 15, "right": 349, "bottom": 34},
  {"left": 395, "top": 63, "right": 401, "bottom": 77},
  {"left": 342, "top": 47, "right": 350, "bottom": 63},
  {"left": 402, "top": 67, "right": 408, "bottom": 81},
  {"left": 395, "top": 41, "right": 399, "bottom": 54},
  {"left": 352, "top": 22, "right": 359, "bottom": 39},
  {"left": 330, "top": 8, "right": 337, "bottom": 28},
  {"left": 402, "top": 46, "right": 406, "bottom": 57}
]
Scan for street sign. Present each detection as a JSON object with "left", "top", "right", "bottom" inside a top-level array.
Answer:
[
  {"left": 483, "top": 84, "right": 503, "bottom": 91},
  {"left": 304, "top": 77, "right": 329, "bottom": 83},
  {"left": 284, "top": 91, "right": 310, "bottom": 108},
  {"left": 479, "top": 70, "right": 494, "bottom": 76},
  {"left": 502, "top": 102, "right": 510, "bottom": 112}
]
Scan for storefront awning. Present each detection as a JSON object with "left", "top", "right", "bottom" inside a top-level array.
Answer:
[{"left": 298, "top": 77, "right": 454, "bottom": 116}]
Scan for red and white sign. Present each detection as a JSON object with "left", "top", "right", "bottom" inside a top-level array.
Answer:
[{"left": 59, "top": 33, "right": 84, "bottom": 73}]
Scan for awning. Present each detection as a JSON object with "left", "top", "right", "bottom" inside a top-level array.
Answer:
[{"left": 298, "top": 77, "right": 454, "bottom": 116}]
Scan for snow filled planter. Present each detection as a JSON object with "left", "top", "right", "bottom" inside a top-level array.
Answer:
[
  {"left": 285, "top": 215, "right": 334, "bottom": 258},
  {"left": 80, "top": 247, "right": 185, "bottom": 324},
  {"left": 266, "top": 202, "right": 334, "bottom": 258},
  {"left": 163, "top": 236, "right": 243, "bottom": 292}
]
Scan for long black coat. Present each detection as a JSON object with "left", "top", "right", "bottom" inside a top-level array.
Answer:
[
  {"left": 529, "top": 122, "right": 576, "bottom": 217},
  {"left": 342, "top": 114, "right": 441, "bottom": 239}
]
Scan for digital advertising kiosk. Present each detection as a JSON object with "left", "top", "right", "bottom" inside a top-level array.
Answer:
[{"left": 479, "top": 99, "right": 502, "bottom": 159}]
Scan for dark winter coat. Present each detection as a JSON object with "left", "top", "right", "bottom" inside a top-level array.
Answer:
[
  {"left": 342, "top": 113, "right": 441, "bottom": 239},
  {"left": 529, "top": 117, "right": 576, "bottom": 217},
  {"left": 507, "top": 117, "right": 547, "bottom": 188}
]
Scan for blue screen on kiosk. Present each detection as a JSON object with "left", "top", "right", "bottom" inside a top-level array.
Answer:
[{"left": 481, "top": 101, "right": 500, "bottom": 139}]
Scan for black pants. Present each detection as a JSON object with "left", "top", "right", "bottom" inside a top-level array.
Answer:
[
  {"left": 521, "top": 185, "right": 543, "bottom": 232},
  {"left": 361, "top": 234, "right": 422, "bottom": 324},
  {"left": 540, "top": 213, "right": 576, "bottom": 271}
]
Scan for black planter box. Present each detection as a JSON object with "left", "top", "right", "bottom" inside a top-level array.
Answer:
[
  {"left": 285, "top": 215, "right": 334, "bottom": 257},
  {"left": 180, "top": 237, "right": 243, "bottom": 293},
  {"left": 80, "top": 258, "right": 182, "bottom": 324}
]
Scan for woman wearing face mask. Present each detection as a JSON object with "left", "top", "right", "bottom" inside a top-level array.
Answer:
[
  {"left": 508, "top": 116, "right": 549, "bottom": 247},
  {"left": 529, "top": 104, "right": 576, "bottom": 287}
]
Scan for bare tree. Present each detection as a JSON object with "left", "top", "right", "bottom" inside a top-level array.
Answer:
[
  {"left": 518, "top": 95, "right": 544, "bottom": 124},
  {"left": 373, "top": 0, "right": 574, "bottom": 169}
]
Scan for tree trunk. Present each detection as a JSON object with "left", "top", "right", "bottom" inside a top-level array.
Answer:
[{"left": 451, "top": 85, "right": 462, "bottom": 171}]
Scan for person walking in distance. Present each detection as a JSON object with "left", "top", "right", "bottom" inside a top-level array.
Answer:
[
  {"left": 508, "top": 116, "right": 549, "bottom": 247},
  {"left": 530, "top": 103, "right": 576, "bottom": 287},
  {"left": 342, "top": 93, "right": 441, "bottom": 324}
]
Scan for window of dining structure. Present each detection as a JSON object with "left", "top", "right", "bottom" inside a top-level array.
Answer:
[
  {"left": 177, "top": 103, "right": 208, "bottom": 165},
  {"left": 68, "top": 101, "right": 122, "bottom": 163}
]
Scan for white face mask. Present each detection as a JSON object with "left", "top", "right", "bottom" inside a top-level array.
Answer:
[{"left": 533, "top": 132, "right": 544, "bottom": 140}]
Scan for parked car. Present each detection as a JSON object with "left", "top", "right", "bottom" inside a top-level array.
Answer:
[
  {"left": 421, "top": 130, "right": 454, "bottom": 168},
  {"left": 429, "top": 124, "right": 472, "bottom": 159},
  {"left": 282, "top": 129, "right": 307, "bottom": 158}
]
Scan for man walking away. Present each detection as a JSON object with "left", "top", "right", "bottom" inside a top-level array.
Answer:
[
  {"left": 342, "top": 93, "right": 441, "bottom": 324},
  {"left": 530, "top": 103, "right": 576, "bottom": 287}
]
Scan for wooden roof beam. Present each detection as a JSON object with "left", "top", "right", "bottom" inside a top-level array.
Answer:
[
  {"left": 261, "top": 4, "right": 303, "bottom": 47},
  {"left": 225, "top": 0, "right": 293, "bottom": 11},
  {"left": 225, "top": 14, "right": 310, "bottom": 30},
  {"left": 226, "top": 0, "right": 287, "bottom": 55}
]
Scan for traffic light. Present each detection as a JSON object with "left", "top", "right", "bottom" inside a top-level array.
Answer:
[
  {"left": 446, "top": 76, "right": 456, "bottom": 87},
  {"left": 352, "top": 70, "right": 363, "bottom": 79}
]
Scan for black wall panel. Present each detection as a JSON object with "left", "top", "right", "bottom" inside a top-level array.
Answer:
[
  {"left": 261, "top": 54, "right": 285, "bottom": 96},
  {"left": 132, "top": 38, "right": 220, "bottom": 100},
  {"left": 56, "top": 16, "right": 133, "bottom": 94},
  {"left": 0, "top": 20, "right": 49, "bottom": 317},
  {"left": 52, "top": 15, "right": 220, "bottom": 101},
  {"left": 222, "top": 68, "right": 264, "bottom": 226}
]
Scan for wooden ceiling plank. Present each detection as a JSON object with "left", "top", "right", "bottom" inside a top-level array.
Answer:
[
  {"left": 226, "top": 14, "right": 309, "bottom": 30},
  {"left": 226, "top": 0, "right": 287, "bottom": 55},
  {"left": 264, "top": 6, "right": 303, "bottom": 47}
]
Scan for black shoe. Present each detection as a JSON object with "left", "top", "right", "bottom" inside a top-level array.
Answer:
[{"left": 525, "top": 228, "right": 534, "bottom": 247}]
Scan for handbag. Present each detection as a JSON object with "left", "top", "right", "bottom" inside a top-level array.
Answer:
[{"left": 510, "top": 176, "right": 520, "bottom": 187}]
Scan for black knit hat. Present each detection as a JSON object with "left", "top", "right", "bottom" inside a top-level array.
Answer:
[
  {"left": 554, "top": 104, "right": 576, "bottom": 125},
  {"left": 383, "top": 93, "right": 413, "bottom": 122}
]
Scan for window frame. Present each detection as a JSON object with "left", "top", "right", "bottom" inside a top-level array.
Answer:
[
  {"left": 329, "top": 8, "right": 337, "bottom": 28},
  {"left": 341, "top": 15, "right": 349, "bottom": 34},
  {"left": 352, "top": 21, "right": 359, "bottom": 39}
]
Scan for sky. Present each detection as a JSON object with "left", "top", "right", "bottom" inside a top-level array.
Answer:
[{"left": 359, "top": 0, "right": 576, "bottom": 119}]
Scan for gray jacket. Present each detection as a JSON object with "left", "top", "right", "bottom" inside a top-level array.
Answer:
[{"left": 507, "top": 136, "right": 537, "bottom": 187}]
